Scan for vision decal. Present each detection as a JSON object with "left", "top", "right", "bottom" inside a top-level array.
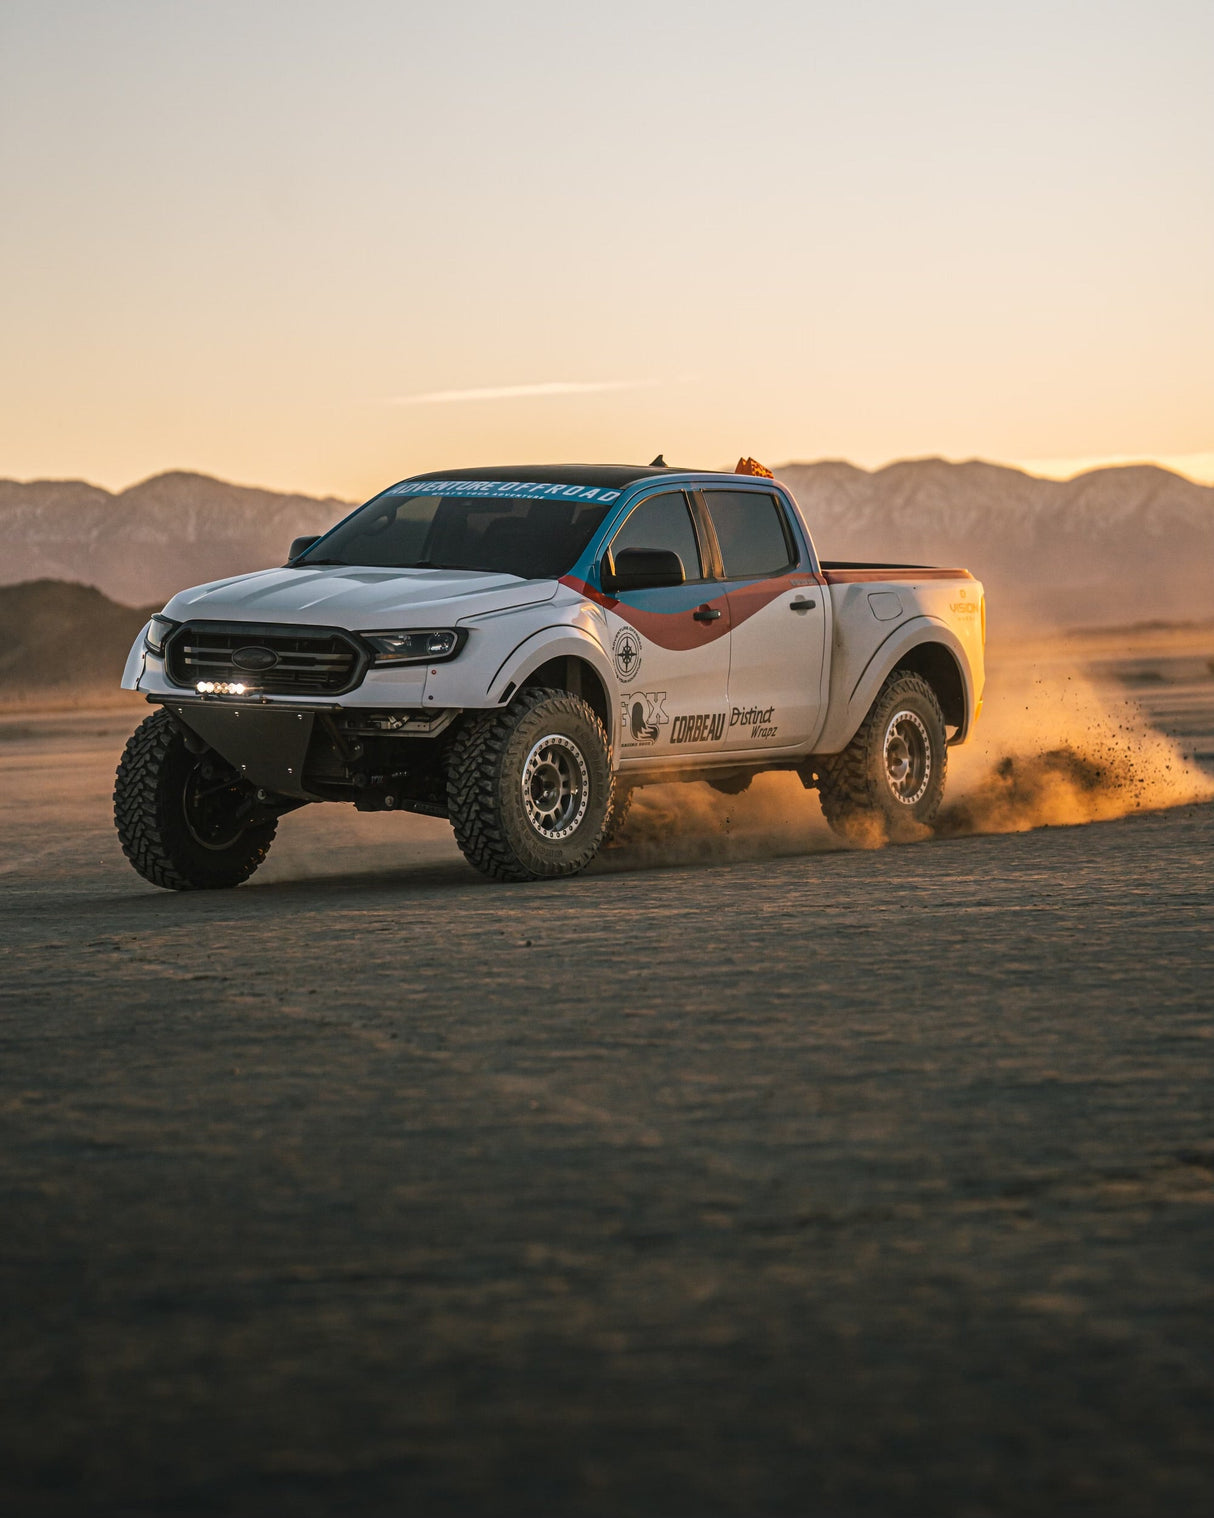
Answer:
[
  {"left": 620, "top": 690, "right": 668, "bottom": 747},
  {"left": 390, "top": 480, "right": 620, "bottom": 502},
  {"left": 670, "top": 712, "right": 726, "bottom": 745},
  {"left": 612, "top": 626, "right": 643, "bottom": 681},
  {"left": 730, "top": 705, "right": 778, "bottom": 740}
]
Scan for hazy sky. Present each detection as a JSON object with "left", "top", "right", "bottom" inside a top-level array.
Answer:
[{"left": 2, "top": 0, "right": 1211, "bottom": 498}]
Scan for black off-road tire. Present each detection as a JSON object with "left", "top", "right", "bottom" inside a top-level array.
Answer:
[
  {"left": 816, "top": 670, "right": 947, "bottom": 841},
  {"left": 601, "top": 783, "right": 634, "bottom": 846},
  {"left": 446, "top": 688, "right": 617, "bottom": 882},
  {"left": 113, "top": 709, "right": 277, "bottom": 890}
]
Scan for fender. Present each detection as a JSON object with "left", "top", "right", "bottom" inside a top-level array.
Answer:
[
  {"left": 813, "top": 615, "right": 974, "bottom": 755},
  {"left": 121, "top": 626, "right": 150, "bottom": 690},
  {"left": 485, "top": 624, "right": 619, "bottom": 749}
]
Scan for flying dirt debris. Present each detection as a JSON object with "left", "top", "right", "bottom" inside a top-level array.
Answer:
[{"left": 112, "top": 461, "right": 986, "bottom": 887}]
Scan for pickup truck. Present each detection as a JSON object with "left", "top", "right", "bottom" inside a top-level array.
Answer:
[{"left": 114, "top": 461, "right": 985, "bottom": 886}]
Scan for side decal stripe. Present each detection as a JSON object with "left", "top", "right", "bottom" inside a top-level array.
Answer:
[
  {"left": 822, "top": 567, "right": 974, "bottom": 584},
  {"left": 561, "top": 573, "right": 818, "bottom": 652}
]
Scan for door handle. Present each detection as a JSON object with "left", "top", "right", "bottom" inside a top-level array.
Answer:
[
  {"left": 693, "top": 606, "right": 722, "bottom": 622},
  {"left": 789, "top": 598, "right": 817, "bottom": 612}
]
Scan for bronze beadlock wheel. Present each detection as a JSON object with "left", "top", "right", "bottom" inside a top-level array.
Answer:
[
  {"left": 521, "top": 733, "right": 591, "bottom": 841},
  {"left": 882, "top": 707, "right": 933, "bottom": 807},
  {"left": 446, "top": 687, "right": 620, "bottom": 882}
]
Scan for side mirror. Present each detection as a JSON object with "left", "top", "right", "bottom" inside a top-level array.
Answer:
[
  {"left": 602, "top": 547, "right": 686, "bottom": 593},
  {"left": 287, "top": 534, "right": 321, "bottom": 563}
]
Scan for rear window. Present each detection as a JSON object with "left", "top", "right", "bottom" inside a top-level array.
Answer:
[{"left": 702, "top": 490, "right": 797, "bottom": 579}]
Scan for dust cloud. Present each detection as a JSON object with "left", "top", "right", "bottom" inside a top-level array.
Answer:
[
  {"left": 609, "top": 652, "right": 1214, "bottom": 867},
  {"left": 941, "top": 659, "right": 1213, "bottom": 836},
  {"left": 605, "top": 770, "right": 840, "bottom": 871}
]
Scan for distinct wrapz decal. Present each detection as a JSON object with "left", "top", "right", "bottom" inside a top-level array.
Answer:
[
  {"left": 390, "top": 479, "right": 621, "bottom": 502},
  {"left": 730, "top": 704, "right": 778, "bottom": 741},
  {"left": 620, "top": 690, "right": 668, "bottom": 747}
]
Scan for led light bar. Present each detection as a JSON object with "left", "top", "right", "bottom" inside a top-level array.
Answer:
[{"left": 196, "top": 681, "right": 248, "bottom": 695}]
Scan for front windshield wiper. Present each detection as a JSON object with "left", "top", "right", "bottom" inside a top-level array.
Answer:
[{"left": 293, "top": 557, "right": 348, "bottom": 567}]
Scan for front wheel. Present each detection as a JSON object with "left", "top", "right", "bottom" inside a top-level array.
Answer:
[
  {"left": 114, "top": 709, "right": 278, "bottom": 889},
  {"left": 446, "top": 688, "right": 617, "bottom": 881},
  {"left": 816, "top": 670, "right": 947, "bottom": 842}
]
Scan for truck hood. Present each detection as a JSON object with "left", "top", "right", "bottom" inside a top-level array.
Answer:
[{"left": 162, "top": 565, "right": 560, "bottom": 628}]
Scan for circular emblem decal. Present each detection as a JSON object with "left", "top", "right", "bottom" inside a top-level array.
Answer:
[
  {"left": 612, "top": 627, "right": 642, "bottom": 681},
  {"left": 231, "top": 645, "right": 279, "bottom": 672}
]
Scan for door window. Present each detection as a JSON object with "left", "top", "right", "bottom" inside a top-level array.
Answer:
[
  {"left": 608, "top": 492, "right": 703, "bottom": 580},
  {"left": 702, "top": 490, "right": 796, "bottom": 579}
]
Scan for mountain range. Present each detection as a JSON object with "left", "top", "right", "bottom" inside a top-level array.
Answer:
[{"left": 1, "top": 460, "right": 1211, "bottom": 630}]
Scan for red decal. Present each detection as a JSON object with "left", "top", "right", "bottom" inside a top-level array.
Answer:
[
  {"left": 561, "top": 576, "right": 731, "bottom": 650},
  {"left": 561, "top": 573, "right": 815, "bottom": 651},
  {"left": 822, "top": 567, "right": 974, "bottom": 585}
]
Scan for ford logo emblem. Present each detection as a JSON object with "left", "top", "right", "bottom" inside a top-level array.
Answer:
[{"left": 231, "top": 645, "right": 278, "bottom": 672}]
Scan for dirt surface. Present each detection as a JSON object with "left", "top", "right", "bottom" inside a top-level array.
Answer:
[{"left": 2, "top": 661, "right": 1213, "bottom": 1517}]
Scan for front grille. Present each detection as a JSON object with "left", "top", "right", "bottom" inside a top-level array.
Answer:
[{"left": 165, "top": 622, "right": 368, "bottom": 696}]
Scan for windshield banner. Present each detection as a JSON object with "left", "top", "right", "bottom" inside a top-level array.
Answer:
[{"left": 389, "top": 479, "right": 621, "bottom": 503}]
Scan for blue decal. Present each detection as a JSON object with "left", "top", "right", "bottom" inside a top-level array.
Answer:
[{"left": 391, "top": 479, "right": 620, "bottom": 503}]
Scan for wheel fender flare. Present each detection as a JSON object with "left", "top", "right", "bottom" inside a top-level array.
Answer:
[
  {"left": 121, "top": 628, "right": 149, "bottom": 690},
  {"left": 816, "top": 616, "right": 974, "bottom": 754},
  {"left": 485, "top": 626, "right": 619, "bottom": 748}
]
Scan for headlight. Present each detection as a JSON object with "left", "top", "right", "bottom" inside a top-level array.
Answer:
[
  {"left": 361, "top": 628, "right": 467, "bottom": 665},
  {"left": 144, "top": 615, "right": 179, "bottom": 655}
]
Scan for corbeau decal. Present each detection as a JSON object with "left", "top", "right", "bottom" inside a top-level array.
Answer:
[
  {"left": 390, "top": 479, "right": 620, "bottom": 502},
  {"left": 620, "top": 690, "right": 668, "bottom": 747},
  {"left": 670, "top": 712, "right": 726, "bottom": 744},
  {"left": 612, "top": 627, "right": 643, "bottom": 680},
  {"left": 730, "top": 705, "right": 778, "bottom": 740}
]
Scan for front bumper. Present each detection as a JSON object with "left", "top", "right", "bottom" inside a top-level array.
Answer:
[{"left": 155, "top": 694, "right": 456, "bottom": 801}]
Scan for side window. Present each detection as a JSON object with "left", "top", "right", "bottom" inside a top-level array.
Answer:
[
  {"left": 702, "top": 490, "right": 796, "bottom": 579},
  {"left": 608, "top": 491, "right": 703, "bottom": 580}
]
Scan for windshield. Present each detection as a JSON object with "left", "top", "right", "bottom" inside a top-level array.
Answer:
[{"left": 297, "top": 480, "right": 619, "bottom": 579}]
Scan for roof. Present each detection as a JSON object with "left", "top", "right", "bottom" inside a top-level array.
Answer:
[{"left": 406, "top": 464, "right": 697, "bottom": 490}]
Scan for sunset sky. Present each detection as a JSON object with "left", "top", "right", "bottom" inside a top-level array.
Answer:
[{"left": 1, "top": 0, "right": 1211, "bottom": 499}]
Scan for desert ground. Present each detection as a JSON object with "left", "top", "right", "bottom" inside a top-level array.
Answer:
[{"left": 2, "top": 629, "right": 1213, "bottom": 1516}]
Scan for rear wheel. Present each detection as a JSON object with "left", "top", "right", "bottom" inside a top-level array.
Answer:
[
  {"left": 601, "top": 783, "right": 634, "bottom": 846},
  {"left": 114, "top": 709, "right": 278, "bottom": 889},
  {"left": 446, "top": 688, "right": 616, "bottom": 881},
  {"left": 817, "top": 671, "right": 947, "bottom": 841}
]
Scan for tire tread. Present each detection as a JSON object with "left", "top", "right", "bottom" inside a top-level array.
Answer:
[
  {"left": 113, "top": 709, "right": 276, "bottom": 890},
  {"left": 447, "top": 687, "right": 616, "bottom": 881},
  {"left": 817, "top": 670, "right": 946, "bottom": 833}
]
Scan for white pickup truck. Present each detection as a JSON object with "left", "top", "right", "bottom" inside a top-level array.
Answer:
[{"left": 115, "top": 462, "right": 985, "bottom": 886}]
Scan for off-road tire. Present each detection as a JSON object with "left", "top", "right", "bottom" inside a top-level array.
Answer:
[
  {"left": 601, "top": 783, "right": 634, "bottom": 846},
  {"left": 446, "top": 688, "right": 616, "bottom": 881},
  {"left": 114, "top": 709, "right": 277, "bottom": 890},
  {"left": 816, "top": 670, "right": 947, "bottom": 841}
]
